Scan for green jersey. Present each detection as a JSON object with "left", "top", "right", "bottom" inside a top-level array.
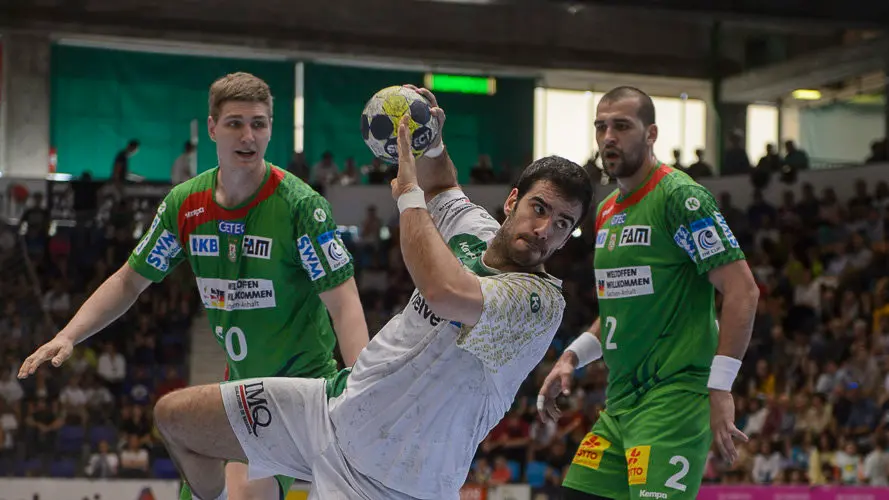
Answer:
[
  {"left": 592, "top": 165, "right": 744, "bottom": 413},
  {"left": 128, "top": 163, "right": 352, "bottom": 381}
]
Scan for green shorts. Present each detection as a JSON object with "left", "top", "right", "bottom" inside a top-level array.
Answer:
[{"left": 562, "top": 388, "right": 711, "bottom": 500}]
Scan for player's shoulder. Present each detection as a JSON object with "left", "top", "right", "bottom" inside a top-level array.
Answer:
[
  {"left": 659, "top": 166, "right": 716, "bottom": 206},
  {"left": 269, "top": 164, "right": 325, "bottom": 206},
  {"left": 595, "top": 188, "right": 620, "bottom": 216},
  {"left": 488, "top": 271, "right": 565, "bottom": 310},
  {"left": 164, "top": 168, "right": 216, "bottom": 209}
]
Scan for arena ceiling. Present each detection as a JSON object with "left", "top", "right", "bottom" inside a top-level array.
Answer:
[{"left": 1, "top": 0, "right": 887, "bottom": 102}]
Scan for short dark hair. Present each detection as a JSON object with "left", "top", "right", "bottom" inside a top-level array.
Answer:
[
  {"left": 128, "top": 139, "right": 140, "bottom": 149},
  {"left": 514, "top": 156, "right": 594, "bottom": 228},
  {"left": 600, "top": 86, "right": 655, "bottom": 126}
]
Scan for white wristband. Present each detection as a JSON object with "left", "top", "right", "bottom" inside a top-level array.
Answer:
[
  {"left": 424, "top": 142, "right": 445, "bottom": 158},
  {"left": 566, "top": 332, "right": 603, "bottom": 368},
  {"left": 707, "top": 355, "right": 742, "bottom": 391},
  {"left": 397, "top": 186, "right": 427, "bottom": 213}
]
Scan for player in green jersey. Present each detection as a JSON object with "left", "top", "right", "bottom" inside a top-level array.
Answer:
[
  {"left": 18, "top": 72, "right": 369, "bottom": 500},
  {"left": 537, "top": 87, "right": 759, "bottom": 500}
]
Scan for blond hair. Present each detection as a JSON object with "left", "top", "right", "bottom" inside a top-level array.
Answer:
[{"left": 208, "top": 72, "right": 273, "bottom": 121}]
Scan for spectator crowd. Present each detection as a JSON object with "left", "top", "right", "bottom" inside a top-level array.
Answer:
[{"left": 2, "top": 156, "right": 889, "bottom": 491}]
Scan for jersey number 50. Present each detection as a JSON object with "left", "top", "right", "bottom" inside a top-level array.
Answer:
[{"left": 215, "top": 326, "right": 248, "bottom": 362}]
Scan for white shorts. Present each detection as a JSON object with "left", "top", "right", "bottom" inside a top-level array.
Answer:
[{"left": 220, "top": 377, "right": 417, "bottom": 500}]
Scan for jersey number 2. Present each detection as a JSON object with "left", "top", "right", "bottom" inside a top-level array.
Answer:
[
  {"left": 604, "top": 316, "right": 618, "bottom": 350},
  {"left": 215, "top": 326, "right": 248, "bottom": 362},
  {"left": 665, "top": 455, "right": 689, "bottom": 492}
]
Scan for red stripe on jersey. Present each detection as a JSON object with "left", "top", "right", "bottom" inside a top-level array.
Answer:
[
  {"left": 595, "top": 164, "right": 672, "bottom": 231},
  {"left": 177, "top": 166, "right": 285, "bottom": 242}
]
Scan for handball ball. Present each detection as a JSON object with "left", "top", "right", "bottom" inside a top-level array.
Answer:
[{"left": 360, "top": 86, "right": 440, "bottom": 164}]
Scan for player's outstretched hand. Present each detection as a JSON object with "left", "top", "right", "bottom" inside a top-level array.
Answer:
[
  {"left": 18, "top": 335, "right": 75, "bottom": 379},
  {"left": 537, "top": 356, "right": 577, "bottom": 423},
  {"left": 403, "top": 84, "right": 446, "bottom": 150},
  {"left": 391, "top": 115, "right": 420, "bottom": 200},
  {"left": 709, "top": 389, "right": 748, "bottom": 463}
]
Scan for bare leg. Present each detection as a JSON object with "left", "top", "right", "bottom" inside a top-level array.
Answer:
[
  {"left": 226, "top": 461, "right": 281, "bottom": 500},
  {"left": 155, "top": 385, "right": 247, "bottom": 500}
]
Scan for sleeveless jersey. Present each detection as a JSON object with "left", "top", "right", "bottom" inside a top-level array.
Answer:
[
  {"left": 128, "top": 163, "right": 353, "bottom": 381},
  {"left": 592, "top": 165, "right": 745, "bottom": 414}
]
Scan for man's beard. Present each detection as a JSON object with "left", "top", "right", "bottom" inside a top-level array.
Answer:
[
  {"left": 601, "top": 145, "right": 646, "bottom": 180},
  {"left": 491, "top": 213, "right": 548, "bottom": 268}
]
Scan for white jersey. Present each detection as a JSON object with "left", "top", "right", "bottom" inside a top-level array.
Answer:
[{"left": 328, "top": 189, "right": 565, "bottom": 499}]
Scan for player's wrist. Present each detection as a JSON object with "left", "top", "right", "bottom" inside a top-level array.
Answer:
[
  {"left": 397, "top": 185, "right": 427, "bottom": 213},
  {"left": 424, "top": 142, "right": 445, "bottom": 159},
  {"left": 707, "top": 355, "right": 742, "bottom": 392},
  {"left": 565, "top": 332, "right": 602, "bottom": 369}
]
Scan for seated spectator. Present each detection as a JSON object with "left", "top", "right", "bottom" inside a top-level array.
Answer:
[
  {"left": 96, "top": 342, "right": 126, "bottom": 395},
  {"left": 489, "top": 456, "right": 513, "bottom": 485},
  {"left": 84, "top": 439, "right": 119, "bottom": 478},
  {"left": 58, "top": 374, "right": 88, "bottom": 424},
  {"left": 118, "top": 434, "right": 149, "bottom": 478},
  {"left": 833, "top": 439, "right": 862, "bottom": 485},
  {"left": 155, "top": 366, "right": 186, "bottom": 400},
  {"left": 752, "top": 439, "right": 784, "bottom": 484}
]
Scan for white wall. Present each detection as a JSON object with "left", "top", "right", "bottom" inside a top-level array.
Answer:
[
  {"left": 533, "top": 89, "right": 707, "bottom": 166},
  {"left": 799, "top": 103, "right": 886, "bottom": 162}
]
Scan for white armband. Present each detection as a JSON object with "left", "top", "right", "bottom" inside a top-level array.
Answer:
[
  {"left": 424, "top": 142, "right": 445, "bottom": 158},
  {"left": 397, "top": 186, "right": 426, "bottom": 213},
  {"left": 707, "top": 355, "right": 742, "bottom": 391},
  {"left": 566, "top": 332, "right": 603, "bottom": 368}
]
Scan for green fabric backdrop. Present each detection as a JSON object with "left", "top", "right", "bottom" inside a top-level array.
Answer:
[
  {"left": 303, "top": 63, "right": 534, "bottom": 184},
  {"left": 50, "top": 45, "right": 295, "bottom": 181}
]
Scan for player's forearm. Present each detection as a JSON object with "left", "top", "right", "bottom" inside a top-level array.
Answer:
[
  {"left": 57, "top": 265, "right": 146, "bottom": 345},
  {"left": 400, "top": 208, "right": 467, "bottom": 303},
  {"left": 715, "top": 285, "right": 758, "bottom": 360},
  {"left": 330, "top": 303, "right": 369, "bottom": 367},
  {"left": 416, "top": 149, "right": 459, "bottom": 202}
]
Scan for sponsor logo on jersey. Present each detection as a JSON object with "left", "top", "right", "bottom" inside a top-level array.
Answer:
[
  {"left": 317, "top": 230, "right": 350, "bottom": 271},
  {"left": 596, "top": 229, "right": 609, "bottom": 249},
  {"left": 595, "top": 266, "right": 654, "bottom": 299},
  {"left": 219, "top": 221, "right": 246, "bottom": 235},
  {"left": 639, "top": 490, "right": 667, "bottom": 499},
  {"left": 685, "top": 196, "right": 701, "bottom": 211},
  {"left": 196, "top": 278, "right": 276, "bottom": 311},
  {"left": 713, "top": 212, "right": 739, "bottom": 248},
  {"left": 459, "top": 240, "right": 479, "bottom": 260},
  {"left": 234, "top": 381, "right": 273, "bottom": 436},
  {"left": 190, "top": 235, "right": 219, "bottom": 256},
  {"left": 572, "top": 432, "right": 611, "bottom": 470},
  {"left": 411, "top": 290, "right": 447, "bottom": 327},
  {"left": 134, "top": 215, "right": 161, "bottom": 255},
  {"left": 673, "top": 225, "right": 697, "bottom": 262},
  {"left": 530, "top": 292, "right": 541, "bottom": 313},
  {"left": 313, "top": 208, "right": 327, "bottom": 223},
  {"left": 626, "top": 445, "right": 651, "bottom": 486},
  {"left": 242, "top": 235, "right": 272, "bottom": 259},
  {"left": 610, "top": 212, "right": 627, "bottom": 226},
  {"left": 690, "top": 217, "right": 725, "bottom": 259},
  {"left": 157, "top": 201, "right": 166, "bottom": 214},
  {"left": 184, "top": 207, "right": 205, "bottom": 219},
  {"left": 147, "top": 230, "right": 182, "bottom": 272},
  {"left": 608, "top": 233, "right": 617, "bottom": 251},
  {"left": 297, "top": 234, "right": 326, "bottom": 281},
  {"left": 619, "top": 225, "right": 651, "bottom": 246}
]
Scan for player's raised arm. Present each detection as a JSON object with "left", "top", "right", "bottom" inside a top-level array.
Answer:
[
  {"left": 403, "top": 85, "right": 460, "bottom": 202},
  {"left": 391, "top": 115, "right": 484, "bottom": 326}
]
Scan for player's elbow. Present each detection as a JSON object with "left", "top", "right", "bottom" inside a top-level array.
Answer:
[{"left": 724, "top": 272, "right": 759, "bottom": 308}]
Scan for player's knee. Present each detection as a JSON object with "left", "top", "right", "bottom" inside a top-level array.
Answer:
[{"left": 154, "top": 389, "right": 191, "bottom": 440}]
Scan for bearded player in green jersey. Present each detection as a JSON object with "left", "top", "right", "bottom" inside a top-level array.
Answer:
[
  {"left": 537, "top": 87, "right": 759, "bottom": 500},
  {"left": 18, "top": 72, "right": 369, "bottom": 500}
]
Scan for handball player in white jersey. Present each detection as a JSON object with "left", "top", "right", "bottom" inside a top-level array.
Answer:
[{"left": 152, "top": 86, "right": 594, "bottom": 500}]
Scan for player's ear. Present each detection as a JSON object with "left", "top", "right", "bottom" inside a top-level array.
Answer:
[
  {"left": 646, "top": 124, "right": 658, "bottom": 146},
  {"left": 504, "top": 188, "right": 519, "bottom": 216},
  {"left": 208, "top": 116, "right": 217, "bottom": 142}
]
